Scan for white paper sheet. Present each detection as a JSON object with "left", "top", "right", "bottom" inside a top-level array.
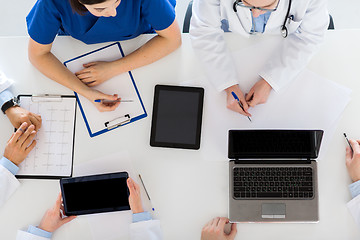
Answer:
[
  {"left": 199, "top": 38, "right": 352, "bottom": 161},
  {"left": 64, "top": 43, "right": 145, "bottom": 136},
  {"left": 73, "top": 152, "right": 152, "bottom": 240},
  {"left": 17, "top": 96, "right": 76, "bottom": 176}
]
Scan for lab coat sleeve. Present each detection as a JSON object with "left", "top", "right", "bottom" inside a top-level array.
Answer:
[
  {"left": 259, "top": 0, "right": 329, "bottom": 92},
  {"left": 0, "top": 164, "right": 20, "bottom": 208},
  {"left": 347, "top": 195, "right": 360, "bottom": 229},
  {"left": 0, "top": 71, "right": 14, "bottom": 93},
  {"left": 16, "top": 230, "right": 50, "bottom": 240},
  {"left": 130, "top": 219, "right": 163, "bottom": 240},
  {"left": 190, "top": 0, "right": 240, "bottom": 92}
]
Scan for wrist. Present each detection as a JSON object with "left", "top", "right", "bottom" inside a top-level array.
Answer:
[
  {"left": 110, "top": 59, "right": 124, "bottom": 76},
  {"left": 132, "top": 207, "right": 144, "bottom": 214},
  {"left": 4, "top": 105, "right": 18, "bottom": 115},
  {"left": 225, "top": 84, "right": 239, "bottom": 94}
]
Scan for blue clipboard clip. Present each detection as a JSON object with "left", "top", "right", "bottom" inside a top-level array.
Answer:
[{"left": 105, "top": 114, "right": 131, "bottom": 130}]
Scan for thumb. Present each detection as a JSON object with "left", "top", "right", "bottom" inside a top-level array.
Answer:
[
  {"left": 228, "top": 223, "right": 237, "bottom": 239},
  {"left": 61, "top": 215, "right": 77, "bottom": 225},
  {"left": 246, "top": 89, "right": 254, "bottom": 102},
  {"left": 346, "top": 146, "right": 352, "bottom": 165},
  {"left": 100, "top": 93, "right": 118, "bottom": 101}
]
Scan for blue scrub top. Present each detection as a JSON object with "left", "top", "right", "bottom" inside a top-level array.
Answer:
[{"left": 26, "top": 0, "right": 176, "bottom": 45}]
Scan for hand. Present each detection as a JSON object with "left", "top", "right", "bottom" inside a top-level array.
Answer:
[
  {"left": 245, "top": 78, "right": 272, "bottom": 107},
  {"left": 127, "top": 178, "right": 144, "bottom": 214},
  {"left": 201, "top": 217, "right": 237, "bottom": 240},
  {"left": 86, "top": 89, "right": 121, "bottom": 112},
  {"left": 345, "top": 139, "right": 360, "bottom": 182},
  {"left": 3, "top": 122, "right": 37, "bottom": 166},
  {"left": 38, "top": 193, "right": 76, "bottom": 233},
  {"left": 5, "top": 106, "right": 42, "bottom": 131},
  {"left": 75, "top": 61, "right": 116, "bottom": 87},
  {"left": 225, "top": 84, "right": 251, "bottom": 117}
]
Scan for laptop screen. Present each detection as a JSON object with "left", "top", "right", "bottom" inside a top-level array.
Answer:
[{"left": 228, "top": 130, "right": 323, "bottom": 159}]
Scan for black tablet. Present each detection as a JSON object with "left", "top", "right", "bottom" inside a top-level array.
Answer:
[
  {"left": 150, "top": 85, "right": 204, "bottom": 150},
  {"left": 60, "top": 172, "right": 130, "bottom": 216}
]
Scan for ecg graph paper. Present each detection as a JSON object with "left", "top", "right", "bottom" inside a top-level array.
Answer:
[{"left": 17, "top": 96, "right": 76, "bottom": 177}]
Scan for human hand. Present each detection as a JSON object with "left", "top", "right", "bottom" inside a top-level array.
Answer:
[
  {"left": 75, "top": 61, "right": 116, "bottom": 87},
  {"left": 127, "top": 177, "right": 144, "bottom": 214},
  {"left": 345, "top": 139, "right": 360, "bottom": 182},
  {"left": 201, "top": 217, "right": 237, "bottom": 240},
  {"left": 245, "top": 78, "right": 272, "bottom": 107},
  {"left": 38, "top": 193, "right": 77, "bottom": 233},
  {"left": 225, "top": 84, "right": 251, "bottom": 117},
  {"left": 86, "top": 89, "right": 121, "bottom": 112},
  {"left": 3, "top": 122, "right": 37, "bottom": 166},
  {"left": 5, "top": 106, "right": 42, "bottom": 131}
]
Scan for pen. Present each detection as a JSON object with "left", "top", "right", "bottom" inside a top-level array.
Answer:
[
  {"left": 94, "top": 99, "right": 133, "bottom": 103},
  {"left": 231, "top": 91, "right": 252, "bottom": 122},
  {"left": 138, "top": 174, "right": 155, "bottom": 211},
  {"left": 344, "top": 133, "right": 354, "bottom": 153}
]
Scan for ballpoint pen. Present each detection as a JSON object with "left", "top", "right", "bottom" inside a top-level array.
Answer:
[
  {"left": 94, "top": 99, "right": 133, "bottom": 103},
  {"left": 344, "top": 133, "right": 354, "bottom": 153},
  {"left": 138, "top": 174, "right": 155, "bottom": 211},
  {"left": 231, "top": 91, "right": 252, "bottom": 122}
]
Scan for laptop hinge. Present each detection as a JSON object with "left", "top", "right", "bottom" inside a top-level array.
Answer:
[{"left": 233, "top": 159, "right": 313, "bottom": 164}]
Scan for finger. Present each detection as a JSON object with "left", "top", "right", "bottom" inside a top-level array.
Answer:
[
  {"left": 349, "top": 140, "right": 360, "bottom": 154},
  {"left": 77, "top": 72, "right": 93, "bottom": 80},
  {"left": 101, "top": 93, "right": 118, "bottom": 101},
  {"left": 212, "top": 217, "right": 220, "bottom": 227},
  {"left": 83, "top": 62, "right": 97, "bottom": 68},
  {"left": 127, "top": 178, "right": 135, "bottom": 193},
  {"left": 239, "top": 98, "right": 250, "bottom": 113},
  {"left": 22, "top": 130, "right": 36, "bottom": 149},
  {"left": 7, "top": 133, "right": 15, "bottom": 143},
  {"left": 11, "top": 122, "right": 28, "bottom": 144},
  {"left": 217, "top": 217, "right": 227, "bottom": 229},
  {"left": 28, "top": 115, "right": 41, "bottom": 131},
  {"left": 75, "top": 68, "right": 91, "bottom": 75},
  {"left": 229, "top": 223, "right": 238, "bottom": 238},
  {"left": 17, "top": 124, "right": 35, "bottom": 145},
  {"left": 246, "top": 89, "right": 254, "bottom": 102},
  {"left": 25, "top": 140, "right": 37, "bottom": 154},
  {"left": 87, "top": 81, "right": 99, "bottom": 87},
  {"left": 32, "top": 114, "right": 42, "bottom": 130},
  {"left": 61, "top": 215, "right": 77, "bottom": 225},
  {"left": 54, "top": 193, "right": 62, "bottom": 212}
]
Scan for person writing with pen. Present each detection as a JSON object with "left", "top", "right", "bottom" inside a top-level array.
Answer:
[
  {"left": 190, "top": 0, "right": 329, "bottom": 119},
  {"left": 27, "top": 0, "right": 181, "bottom": 112}
]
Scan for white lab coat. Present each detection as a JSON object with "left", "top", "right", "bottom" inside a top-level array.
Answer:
[
  {"left": 0, "top": 71, "right": 14, "bottom": 93},
  {"left": 348, "top": 195, "right": 360, "bottom": 229},
  {"left": 190, "top": 0, "right": 329, "bottom": 92},
  {"left": 0, "top": 164, "right": 20, "bottom": 208},
  {"left": 16, "top": 220, "right": 163, "bottom": 240}
]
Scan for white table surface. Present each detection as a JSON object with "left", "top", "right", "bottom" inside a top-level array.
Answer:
[{"left": 0, "top": 30, "right": 360, "bottom": 240}]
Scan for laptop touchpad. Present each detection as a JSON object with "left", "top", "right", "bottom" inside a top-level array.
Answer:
[{"left": 262, "top": 203, "right": 286, "bottom": 219}]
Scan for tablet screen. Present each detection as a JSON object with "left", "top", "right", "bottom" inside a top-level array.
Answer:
[
  {"left": 60, "top": 172, "right": 130, "bottom": 215},
  {"left": 150, "top": 85, "right": 204, "bottom": 149}
]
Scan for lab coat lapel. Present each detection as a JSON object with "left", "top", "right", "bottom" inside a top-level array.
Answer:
[{"left": 264, "top": 0, "right": 290, "bottom": 34}]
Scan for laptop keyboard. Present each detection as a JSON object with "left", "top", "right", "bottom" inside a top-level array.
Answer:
[{"left": 233, "top": 167, "right": 314, "bottom": 199}]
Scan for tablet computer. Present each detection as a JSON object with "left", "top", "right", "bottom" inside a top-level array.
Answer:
[
  {"left": 150, "top": 85, "right": 204, "bottom": 150},
  {"left": 60, "top": 172, "right": 130, "bottom": 216}
]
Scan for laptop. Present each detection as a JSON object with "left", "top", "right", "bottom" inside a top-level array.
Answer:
[{"left": 228, "top": 129, "right": 323, "bottom": 222}]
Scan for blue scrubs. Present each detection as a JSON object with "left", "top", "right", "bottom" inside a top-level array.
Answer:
[{"left": 26, "top": 0, "right": 176, "bottom": 45}]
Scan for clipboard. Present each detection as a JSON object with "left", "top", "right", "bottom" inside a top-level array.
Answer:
[
  {"left": 15, "top": 94, "right": 77, "bottom": 179},
  {"left": 64, "top": 42, "right": 147, "bottom": 137}
]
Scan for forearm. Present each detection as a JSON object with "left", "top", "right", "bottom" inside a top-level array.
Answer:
[
  {"left": 110, "top": 32, "right": 181, "bottom": 75},
  {"left": 29, "top": 49, "right": 91, "bottom": 98}
]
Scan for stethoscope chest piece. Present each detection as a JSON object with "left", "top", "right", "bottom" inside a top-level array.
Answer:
[{"left": 281, "top": 27, "right": 288, "bottom": 38}]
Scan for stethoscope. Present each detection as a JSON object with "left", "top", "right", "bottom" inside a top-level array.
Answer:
[{"left": 233, "top": 0, "right": 292, "bottom": 38}]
